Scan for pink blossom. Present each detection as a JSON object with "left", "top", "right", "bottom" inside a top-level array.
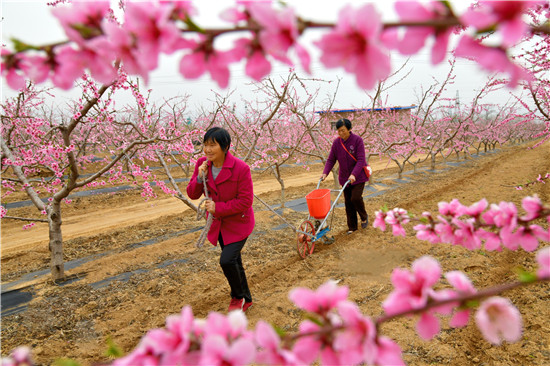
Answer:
[
  {"left": 445, "top": 271, "right": 477, "bottom": 327},
  {"left": 461, "top": 1, "right": 544, "bottom": 47},
  {"left": 383, "top": 256, "right": 441, "bottom": 315},
  {"left": 232, "top": 38, "right": 272, "bottom": 81},
  {"left": 179, "top": 45, "right": 233, "bottom": 88},
  {"left": 124, "top": 2, "right": 181, "bottom": 57},
  {"left": 438, "top": 199, "right": 465, "bottom": 217},
  {"left": 499, "top": 226, "right": 521, "bottom": 251},
  {"left": 536, "top": 246, "right": 550, "bottom": 279},
  {"left": 255, "top": 321, "right": 300, "bottom": 366},
  {"left": 434, "top": 217, "right": 456, "bottom": 243},
  {"left": 513, "top": 226, "right": 541, "bottom": 252},
  {"left": 291, "top": 320, "right": 322, "bottom": 364},
  {"left": 51, "top": 1, "right": 110, "bottom": 45},
  {"left": 460, "top": 198, "right": 488, "bottom": 217},
  {"left": 416, "top": 312, "right": 440, "bottom": 340},
  {"left": 452, "top": 218, "right": 482, "bottom": 250},
  {"left": 374, "top": 336, "right": 405, "bottom": 366},
  {"left": 1, "top": 346, "right": 33, "bottom": 366},
  {"left": 333, "top": 301, "right": 377, "bottom": 365},
  {"left": 394, "top": 1, "right": 455, "bottom": 64},
  {"left": 520, "top": 195, "right": 543, "bottom": 221},
  {"left": 373, "top": 210, "right": 387, "bottom": 231},
  {"left": 201, "top": 335, "right": 256, "bottom": 366},
  {"left": 475, "top": 297, "right": 522, "bottom": 345},
  {"left": 1, "top": 52, "right": 26, "bottom": 90},
  {"left": 315, "top": 4, "right": 391, "bottom": 90},
  {"left": 477, "top": 229, "right": 502, "bottom": 251},
  {"left": 385, "top": 208, "right": 410, "bottom": 237},
  {"left": 19, "top": 55, "right": 50, "bottom": 84},
  {"left": 288, "top": 280, "right": 349, "bottom": 315},
  {"left": 414, "top": 223, "right": 440, "bottom": 244},
  {"left": 454, "top": 35, "right": 529, "bottom": 87},
  {"left": 248, "top": 3, "right": 309, "bottom": 72},
  {"left": 204, "top": 311, "right": 249, "bottom": 340},
  {"left": 482, "top": 201, "right": 518, "bottom": 229}
]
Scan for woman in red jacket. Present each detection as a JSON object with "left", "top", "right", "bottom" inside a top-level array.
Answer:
[{"left": 187, "top": 127, "right": 255, "bottom": 312}]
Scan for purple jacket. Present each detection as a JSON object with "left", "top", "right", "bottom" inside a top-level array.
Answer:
[
  {"left": 187, "top": 152, "right": 255, "bottom": 246},
  {"left": 323, "top": 132, "right": 368, "bottom": 186}
]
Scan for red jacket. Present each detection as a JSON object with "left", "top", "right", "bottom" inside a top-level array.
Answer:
[{"left": 187, "top": 152, "right": 255, "bottom": 246}]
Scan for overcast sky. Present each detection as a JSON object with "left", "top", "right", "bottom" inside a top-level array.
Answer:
[{"left": 1, "top": 0, "right": 529, "bottom": 115}]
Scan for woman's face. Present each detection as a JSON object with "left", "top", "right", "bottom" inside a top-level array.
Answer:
[
  {"left": 204, "top": 139, "right": 225, "bottom": 164},
  {"left": 337, "top": 125, "right": 351, "bottom": 141}
]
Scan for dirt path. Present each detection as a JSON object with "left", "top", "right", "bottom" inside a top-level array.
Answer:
[{"left": 1, "top": 143, "right": 549, "bottom": 366}]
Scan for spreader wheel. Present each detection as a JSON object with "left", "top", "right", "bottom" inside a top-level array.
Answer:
[{"left": 296, "top": 220, "right": 316, "bottom": 259}]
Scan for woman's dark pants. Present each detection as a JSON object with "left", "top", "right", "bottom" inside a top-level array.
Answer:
[
  {"left": 219, "top": 234, "right": 252, "bottom": 303},
  {"left": 343, "top": 182, "right": 368, "bottom": 231}
]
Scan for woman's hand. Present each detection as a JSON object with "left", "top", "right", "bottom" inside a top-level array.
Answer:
[
  {"left": 198, "top": 160, "right": 208, "bottom": 178},
  {"left": 349, "top": 174, "right": 356, "bottom": 183},
  {"left": 320, "top": 173, "right": 327, "bottom": 181},
  {"left": 205, "top": 199, "right": 216, "bottom": 214}
]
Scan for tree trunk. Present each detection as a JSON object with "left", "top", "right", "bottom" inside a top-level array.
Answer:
[
  {"left": 48, "top": 201, "right": 65, "bottom": 281},
  {"left": 431, "top": 153, "right": 436, "bottom": 170},
  {"left": 274, "top": 165, "right": 286, "bottom": 208}
]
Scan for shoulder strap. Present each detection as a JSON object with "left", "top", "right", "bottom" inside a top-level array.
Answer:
[{"left": 340, "top": 138, "right": 357, "bottom": 162}]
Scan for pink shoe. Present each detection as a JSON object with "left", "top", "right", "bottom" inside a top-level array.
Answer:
[{"left": 228, "top": 298, "right": 245, "bottom": 312}]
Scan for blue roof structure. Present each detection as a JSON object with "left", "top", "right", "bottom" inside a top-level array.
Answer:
[{"left": 315, "top": 105, "right": 417, "bottom": 114}]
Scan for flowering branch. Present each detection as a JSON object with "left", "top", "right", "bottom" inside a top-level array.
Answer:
[
  {"left": 373, "top": 195, "right": 550, "bottom": 252},
  {"left": 3, "top": 248, "right": 549, "bottom": 366}
]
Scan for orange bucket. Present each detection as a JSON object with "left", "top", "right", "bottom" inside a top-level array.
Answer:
[{"left": 306, "top": 189, "right": 331, "bottom": 219}]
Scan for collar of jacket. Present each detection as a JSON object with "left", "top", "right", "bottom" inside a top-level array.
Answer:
[{"left": 208, "top": 151, "right": 237, "bottom": 194}]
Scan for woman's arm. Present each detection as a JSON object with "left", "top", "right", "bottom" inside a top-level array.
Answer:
[{"left": 186, "top": 158, "right": 207, "bottom": 200}]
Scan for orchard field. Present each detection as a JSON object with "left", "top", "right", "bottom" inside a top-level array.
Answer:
[{"left": 1, "top": 140, "right": 549, "bottom": 365}]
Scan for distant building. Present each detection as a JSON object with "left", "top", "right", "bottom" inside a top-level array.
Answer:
[{"left": 315, "top": 105, "right": 417, "bottom": 129}]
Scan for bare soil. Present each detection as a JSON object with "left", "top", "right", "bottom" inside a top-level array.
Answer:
[{"left": 1, "top": 141, "right": 549, "bottom": 365}]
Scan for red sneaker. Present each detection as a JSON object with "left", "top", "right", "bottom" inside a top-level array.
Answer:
[
  {"left": 228, "top": 298, "right": 245, "bottom": 312},
  {"left": 243, "top": 301, "right": 253, "bottom": 312}
]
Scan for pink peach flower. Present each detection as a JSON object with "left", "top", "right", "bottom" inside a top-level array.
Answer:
[
  {"left": 51, "top": 0, "right": 110, "bottom": 45},
  {"left": 373, "top": 210, "right": 387, "bottom": 231},
  {"left": 438, "top": 199, "right": 465, "bottom": 217},
  {"left": 454, "top": 35, "right": 529, "bottom": 87},
  {"left": 315, "top": 4, "right": 391, "bottom": 90},
  {"left": 477, "top": 229, "right": 502, "bottom": 251},
  {"left": 475, "top": 297, "right": 522, "bottom": 345},
  {"left": 383, "top": 256, "right": 441, "bottom": 315},
  {"left": 520, "top": 195, "right": 543, "bottom": 221},
  {"left": 201, "top": 335, "right": 256, "bottom": 366},
  {"left": 394, "top": 1, "right": 455, "bottom": 64},
  {"left": 179, "top": 48, "right": 232, "bottom": 89},
  {"left": 536, "top": 246, "right": 550, "bottom": 279},
  {"left": 255, "top": 321, "right": 300, "bottom": 366},
  {"left": 445, "top": 271, "right": 477, "bottom": 327},
  {"left": 288, "top": 280, "right": 349, "bottom": 315},
  {"left": 414, "top": 223, "right": 441, "bottom": 244},
  {"left": 374, "top": 336, "right": 405, "bottom": 366},
  {"left": 248, "top": 4, "right": 302, "bottom": 66},
  {"left": 291, "top": 320, "right": 322, "bottom": 364},
  {"left": 461, "top": 1, "right": 545, "bottom": 47},
  {"left": 416, "top": 312, "right": 440, "bottom": 340},
  {"left": 460, "top": 198, "right": 489, "bottom": 217},
  {"left": 334, "top": 301, "right": 377, "bottom": 365}
]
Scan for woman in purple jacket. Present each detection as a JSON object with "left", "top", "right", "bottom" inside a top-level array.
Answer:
[
  {"left": 320, "top": 119, "right": 369, "bottom": 234},
  {"left": 187, "top": 127, "right": 254, "bottom": 312}
]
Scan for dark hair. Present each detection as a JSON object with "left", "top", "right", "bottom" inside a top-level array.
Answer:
[
  {"left": 335, "top": 118, "right": 352, "bottom": 130},
  {"left": 203, "top": 127, "right": 231, "bottom": 153}
]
